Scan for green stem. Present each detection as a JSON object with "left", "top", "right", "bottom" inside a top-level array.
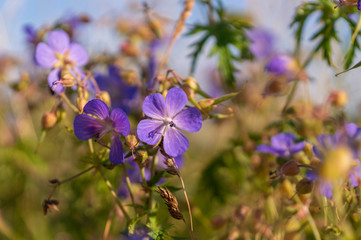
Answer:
[
  {"left": 59, "top": 93, "right": 79, "bottom": 113},
  {"left": 294, "top": 196, "right": 321, "bottom": 240},
  {"left": 121, "top": 164, "right": 135, "bottom": 206},
  {"left": 35, "top": 130, "right": 46, "bottom": 153},
  {"left": 351, "top": 14, "right": 361, "bottom": 46},
  {"left": 59, "top": 165, "right": 96, "bottom": 185},
  {"left": 99, "top": 167, "right": 131, "bottom": 222}
]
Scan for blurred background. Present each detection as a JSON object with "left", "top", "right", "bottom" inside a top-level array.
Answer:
[{"left": 2, "top": 0, "right": 361, "bottom": 239}]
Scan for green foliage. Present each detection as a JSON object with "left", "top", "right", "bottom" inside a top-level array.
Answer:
[
  {"left": 187, "top": 2, "right": 251, "bottom": 87},
  {"left": 291, "top": 0, "right": 361, "bottom": 68}
]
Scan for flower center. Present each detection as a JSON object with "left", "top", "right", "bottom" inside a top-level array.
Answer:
[
  {"left": 53, "top": 50, "right": 74, "bottom": 68},
  {"left": 163, "top": 117, "right": 176, "bottom": 128}
]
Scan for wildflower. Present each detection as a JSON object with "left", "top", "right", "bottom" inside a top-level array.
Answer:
[
  {"left": 73, "top": 99, "right": 130, "bottom": 164},
  {"left": 35, "top": 30, "right": 88, "bottom": 93},
  {"left": 305, "top": 170, "right": 333, "bottom": 199},
  {"left": 256, "top": 133, "right": 305, "bottom": 157},
  {"left": 137, "top": 87, "right": 202, "bottom": 157},
  {"left": 95, "top": 65, "right": 138, "bottom": 112},
  {"left": 265, "top": 54, "right": 299, "bottom": 78},
  {"left": 246, "top": 28, "right": 274, "bottom": 59}
]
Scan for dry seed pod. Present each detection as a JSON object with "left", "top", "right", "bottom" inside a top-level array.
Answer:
[{"left": 156, "top": 186, "right": 183, "bottom": 220}]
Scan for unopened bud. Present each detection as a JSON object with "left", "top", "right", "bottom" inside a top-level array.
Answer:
[
  {"left": 329, "top": 90, "right": 348, "bottom": 107},
  {"left": 180, "top": 84, "right": 194, "bottom": 99},
  {"left": 303, "top": 142, "right": 313, "bottom": 158},
  {"left": 184, "top": 77, "right": 199, "bottom": 91},
  {"left": 121, "top": 70, "right": 138, "bottom": 85},
  {"left": 60, "top": 71, "right": 76, "bottom": 87},
  {"left": 77, "top": 97, "right": 88, "bottom": 113},
  {"left": 121, "top": 42, "right": 139, "bottom": 57},
  {"left": 280, "top": 161, "right": 300, "bottom": 176},
  {"left": 97, "top": 91, "right": 111, "bottom": 107},
  {"left": 148, "top": 19, "right": 162, "bottom": 38},
  {"left": 125, "top": 134, "right": 139, "bottom": 150},
  {"left": 41, "top": 112, "right": 57, "bottom": 130},
  {"left": 296, "top": 178, "right": 313, "bottom": 194},
  {"left": 79, "top": 14, "right": 91, "bottom": 23},
  {"left": 198, "top": 98, "right": 216, "bottom": 114}
]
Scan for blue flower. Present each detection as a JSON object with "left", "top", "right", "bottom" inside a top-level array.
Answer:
[
  {"left": 95, "top": 65, "right": 138, "bottom": 113},
  {"left": 73, "top": 99, "right": 130, "bottom": 164},
  {"left": 137, "top": 88, "right": 202, "bottom": 157},
  {"left": 256, "top": 133, "right": 305, "bottom": 157},
  {"left": 35, "top": 30, "right": 88, "bottom": 93},
  {"left": 265, "top": 54, "right": 298, "bottom": 78}
]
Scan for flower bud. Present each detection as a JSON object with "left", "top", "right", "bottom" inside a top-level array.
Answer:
[
  {"left": 41, "top": 112, "right": 57, "bottom": 130},
  {"left": 120, "top": 70, "right": 138, "bottom": 85},
  {"left": 303, "top": 142, "right": 313, "bottom": 158},
  {"left": 96, "top": 91, "right": 111, "bottom": 107},
  {"left": 280, "top": 161, "right": 300, "bottom": 176},
  {"left": 148, "top": 19, "right": 162, "bottom": 38},
  {"left": 296, "top": 178, "right": 313, "bottom": 194},
  {"left": 60, "top": 71, "right": 76, "bottom": 87},
  {"left": 198, "top": 98, "right": 216, "bottom": 115},
  {"left": 121, "top": 42, "right": 139, "bottom": 57},
  {"left": 329, "top": 90, "right": 348, "bottom": 107},
  {"left": 77, "top": 97, "right": 88, "bottom": 113},
  {"left": 184, "top": 77, "right": 199, "bottom": 91},
  {"left": 125, "top": 134, "right": 139, "bottom": 150},
  {"left": 180, "top": 84, "right": 194, "bottom": 99}
]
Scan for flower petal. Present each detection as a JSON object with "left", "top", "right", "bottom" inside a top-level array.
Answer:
[
  {"left": 73, "top": 114, "right": 103, "bottom": 140},
  {"left": 344, "top": 123, "right": 358, "bottom": 138},
  {"left": 48, "top": 68, "right": 65, "bottom": 94},
  {"left": 47, "top": 30, "right": 70, "bottom": 53},
  {"left": 137, "top": 119, "right": 164, "bottom": 145},
  {"left": 69, "top": 43, "right": 88, "bottom": 66},
  {"left": 110, "top": 108, "right": 130, "bottom": 136},
  {"left": 173, "top": 107, "right": 202, "bottom": 133},
  {"left": 256, "top": 144, "right": 285, "bottom": 156},
  {"left": 109, "top": 134, "right": 124, "bottom": 164},
  {"left": 289, "top": 141, "right": 305, "bottom": 155},
  {"left": 83, "top": 99, "right": 109, "bottom": 120},
  {"left": 143, "top": 93, "right": 166, "bottom": 120},
  {"left": 35, "top": 43, "right": 57, "bottom": 68},
  {"left": 271, "top": 133, "right": 296, "bottom": 150},
  {"left": 319, "top": 181, "right": 333, "bottom": 199},
  {"left": 165, "top": 87, "right": 188, "bottom": 118},
  {"left": 163, "top": 127, "right": 189, "bottom": 157}
]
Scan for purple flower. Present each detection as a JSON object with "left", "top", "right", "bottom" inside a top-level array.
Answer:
[
  {"left": 246, "top": 28, "right": 274, "bottom": 59},
  {"left": 73, "top": 99, "right": 130, "bottom": 164},
  {"left": 265, "top": 54, "right": 297, "bottom": 77},
  {"left": 256, "top": 133, "right": 305, "bottom": 157},
  {"left": 137, "top": 88, "right": 202, "bottom": 157},
  {"left": 35, "top": 30, "right": 88, "bottom": 93},
  {"left": 95, "top": 65, "right": 138, "bottom": 112},
  {"left": 23, "top": 24, "right": 37, "bottom": 44},
  {"left": 306, "top": 170, "right": 333, "bottom": 199}
]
